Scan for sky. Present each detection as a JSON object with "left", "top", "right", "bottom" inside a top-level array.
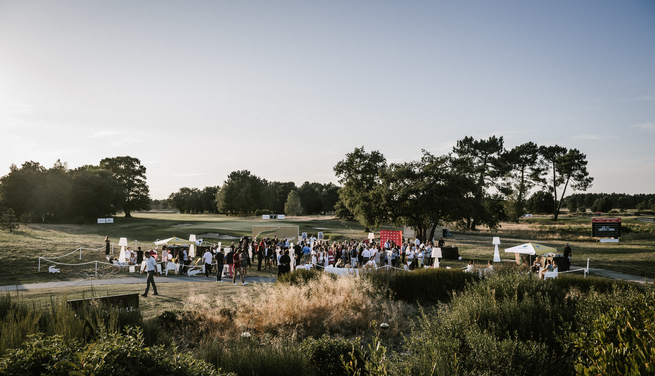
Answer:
[{"left": 1, "top": 1, "right": 654, "bottom": 199}]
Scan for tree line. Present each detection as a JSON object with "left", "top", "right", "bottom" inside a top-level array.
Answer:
[
  {"left": 0, "top": 156, "right": 150, "bottom": 223},
  {"left": 167, "top": 170, "right": 340, "bottom": 216},
  {"left": 334, "top": 136, "right": 594, "bottom": 240},
  {"left": 563, "top": 193, "right": 655, "bottom": 213}
]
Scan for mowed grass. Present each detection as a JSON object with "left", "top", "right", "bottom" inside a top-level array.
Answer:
[{"left": 1, "top": 212, "right": 653, "bottom": 289}]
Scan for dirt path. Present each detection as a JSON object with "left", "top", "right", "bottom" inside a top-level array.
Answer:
[{"left": 0, "top": 275, "right": 276, "bottom": 292}]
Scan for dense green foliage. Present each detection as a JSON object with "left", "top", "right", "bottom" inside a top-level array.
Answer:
[
  {"left": 213, "top": 170, "right": 338, "bottom": 215},
  {"left": 0, "top": 329, "right": 228, "bottom": 376},
  {"left": 334, "top": 138, "right": 594, "bottom": 239},
  {"left": 1, "top": 273, "right": 653, "bottom": 375},
  {"left": 275, "top": 268, "right": 336, "bottom": 285},
  {"left": 564, "top": 192, "right": 655, "bottom": 212},
  {"left": 168, "top": 186, "right": 220, "bottom": 213},
  {"left": 0, "top": 157, "right": 150, "bottom": 223},
  {"left": 365, "top": 268, "right": 479, "bottom": 304}
]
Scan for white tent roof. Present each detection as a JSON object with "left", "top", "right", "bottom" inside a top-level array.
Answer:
[
  {"left": 504, "top": 243, "right": 557, "bottom": 255},
  {"left": 154, "top": 236, "right": 195, "bottom": 245}
]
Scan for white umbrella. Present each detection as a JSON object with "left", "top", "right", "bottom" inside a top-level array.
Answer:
[{"left": 504, "top": 243, "right": 557, "bottom": 255}]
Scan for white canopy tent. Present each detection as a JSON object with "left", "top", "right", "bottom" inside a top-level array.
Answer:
[
  {"left": 504, "top": 243, "right": 557, "bottom": 255},
  {"left": 154, "top": 237, "right": 195, "bottom": 246}
]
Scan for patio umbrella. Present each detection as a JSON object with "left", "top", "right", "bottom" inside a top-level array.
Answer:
[{"left": 504, "top": 243, "right": 557, "bottom": 255}]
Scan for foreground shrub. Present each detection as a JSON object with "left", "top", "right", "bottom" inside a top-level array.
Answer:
[
  {"left": 0, "top": 294, "right": 143, "bottom": 355},
  {"left": 276, "top": 268, "right": 336, "bottom": 286},
  {"left": 571, "top": 287, "right": 655, "bottom": 375},
  {"left": 300, "top": 335, "right": 364, "bottom": 376},
  {"left": 180, "top": 273, "right": 412, "bottom": 342},
  {"left": 400, "top": 273, "right": 576, "bottom": 376},
  {"left": 200, "top": 337, "right": 310, "bottom": 376},
  {"left": 0, "top": 328, "right": 230, "bottom": 376},
  {"left": 365, "top": 268, "right": 479, "bottom": 304}
]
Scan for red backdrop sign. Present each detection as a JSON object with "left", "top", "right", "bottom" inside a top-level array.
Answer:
[{"left": 380, "top": 230, "right": 403, "bottom": 248}]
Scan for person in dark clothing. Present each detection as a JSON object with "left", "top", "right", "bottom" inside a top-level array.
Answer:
[
  {"left": 278, "top": 250, "right": 291, "bottom": 276},
  {"left": 215, "top": 249, "right": 225, "bottom": 282},
  {"left": 257, "top": 244, "right": 264, "bottom": 271},
  {"left": 136, "top": 246, "right": 144, "bottom": 264},
  {"left": 105, "top": 236, "right": 111, "bottom": 256}
]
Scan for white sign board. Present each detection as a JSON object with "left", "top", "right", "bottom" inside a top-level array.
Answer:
[
  {"left": 278, "top": 215, "right": 285, "bottom": 219},
  {"left": 97, "top": 218, "right": 106, "bottom": 224},
  {"left": 318, "top": 232, "right": 324, "bottom": 240},
  {"left": 262, "top": 215, "right": 270, "bottom": 219},
  {"left": 302, "top": 232, "right": 307, "bottom": 239},
  {"left": 106, "top": 218, "right": 114, "bottom": 223},
  {"left": 368, "top": 232, "right": 375, "bottom": 240}
]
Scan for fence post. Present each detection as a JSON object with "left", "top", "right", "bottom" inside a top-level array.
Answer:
[
  {"left": 79, "top": 247, "right": 82, "bottom": 260},
  {"left": 585, "top": 258, "right": 589, "bottom": 278},
  {"left": 95, "top": 261, "right": 98, "bottom": 277},
  {"left": 38, "top": 257, "right": 41, "bottom": 272}
]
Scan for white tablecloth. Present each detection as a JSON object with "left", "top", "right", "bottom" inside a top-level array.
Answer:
[{"left": 324, "top": 266, "right": 359, "bottom": 276}]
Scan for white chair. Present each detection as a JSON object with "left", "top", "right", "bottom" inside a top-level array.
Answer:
[
  {"left": 165, "top": 262, "right": 178, "bottom": 276},
  {"left": 544, "top": 268, "right": 559, "bottom": 279},
  {"left": 48, "top": 265, "right": 60, "bottom": 273}
]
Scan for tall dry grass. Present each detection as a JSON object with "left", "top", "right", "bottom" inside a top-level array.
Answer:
[{"left": 178, "top": 274, "right": 412, "bottom": 347}]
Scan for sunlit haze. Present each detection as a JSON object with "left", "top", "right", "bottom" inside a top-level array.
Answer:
[{"left": 1, "top": 1, "right": 654, "bottom": 199}]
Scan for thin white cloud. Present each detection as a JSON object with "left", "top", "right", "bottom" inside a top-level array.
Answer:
[
  {"left": 631, "top": 122, "right": 655, "bottom": 131},
  {"left": 573, "top": 134, "right": 616, "bottom": 140}
]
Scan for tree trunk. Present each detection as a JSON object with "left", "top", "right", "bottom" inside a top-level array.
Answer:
[
  {"left": 124, "top": 211, "right": 132, "bottom": 218},
  {"left": 553, "top": 177, "right": 571, "bottom": 221}
]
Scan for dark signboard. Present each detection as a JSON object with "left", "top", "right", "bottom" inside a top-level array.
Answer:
[{"left": 592, "top": 217, "right": 621, "bottom": 238}]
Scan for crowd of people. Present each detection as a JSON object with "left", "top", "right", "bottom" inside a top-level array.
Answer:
[{"left": 188, "top": 235, "right": 451, "bottom": 284}]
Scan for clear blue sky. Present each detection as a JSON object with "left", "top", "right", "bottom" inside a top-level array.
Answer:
[{"left": 1, "top": 1, "right": 654, "bottom": 199}]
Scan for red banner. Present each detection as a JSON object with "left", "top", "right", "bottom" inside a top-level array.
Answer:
[
  {"left": 592, "top": 218, "right": 621, "bottom": 223},
  {"left": 380, "top": 230, "right": 403, "bottom": 248}
]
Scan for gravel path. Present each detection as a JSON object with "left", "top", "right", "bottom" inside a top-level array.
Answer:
[{"left": 0, "top": 275, "right": 276, "bottom": 292}]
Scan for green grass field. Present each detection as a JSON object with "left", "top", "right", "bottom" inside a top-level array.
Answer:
[{"left": 1, "top": 212, "right": 653, "bottom": 319}]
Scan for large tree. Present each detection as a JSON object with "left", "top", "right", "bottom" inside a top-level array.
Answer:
[
  {"left": 539, "top": 146, "right": 593, "bottom": 220},
  {"left": 284, "top": 190, "right": 303, "bottom": 216},
  {"left": 381, "top": 150, "right": 474, "bottom": 242},
  {"left": 552, "top": 148, "right": 593, "bottom": 220},
  {"left": 99, "top": 156, "right": 151, "bottom": 217},
  {"left": 334, "top": 147, "right": 388, "bottom": 231},
  {"left": 451, "top": 136, "right": 507, "bottom": 230},
  {"left": 215, "top": 170, "right": 265, "bottom": 215},
  {"left": 503, "top": 142, "right": 544, "bottom": 222}
]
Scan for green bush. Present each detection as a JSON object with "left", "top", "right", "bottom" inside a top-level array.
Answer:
[
  {"left": 301, "top": 335, "right": 364, "bottom": 376},
  {"left": 570, "top": 287, "right": 655, "bottom": 375},
  {"left": 276, "top": 268, "right": 335, "bottom": 285},
  {"left": 0, "top": 333, "right": 78, "bottom": 376},
  {"left": 399, "top": 273, "right": 577, "bottom": 376},
  {"left": 365, "top": 268, "right": 479, "bottom": 304},
  {"left": 200, "top": 337, "right": 309, "bottom": 376},
  {"left": 0, "top": 294, "right": 144, "bottom": 355},
  {"left": 0, "top": 328, "right": 230, "bottom": 376}
]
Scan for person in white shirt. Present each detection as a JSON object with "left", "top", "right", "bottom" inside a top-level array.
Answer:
[
  {"left": 203, "top": 249, "right": 213, "bottom": 278},
  {"left": 417, "top": 247, "right": 424, "bottom": 268},
  {"left": 362, "top": 248, "right": 371, "bottom": 264},
  {"left": 141, "top": 251, "right": 159, "bottom": 297}
]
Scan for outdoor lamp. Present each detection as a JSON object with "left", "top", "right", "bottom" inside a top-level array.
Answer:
[
  {"left": 189, "top": 235, "right": 197, "bottom": 257},
  {"left": 118, "top": 237, "right": 128, "bottom": 263},
  {"left": 432, "top": 247, "right": 442, "bottom": 268},
  {"left": 492, "top": 237, "right": 501, "bottom": 263}
]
